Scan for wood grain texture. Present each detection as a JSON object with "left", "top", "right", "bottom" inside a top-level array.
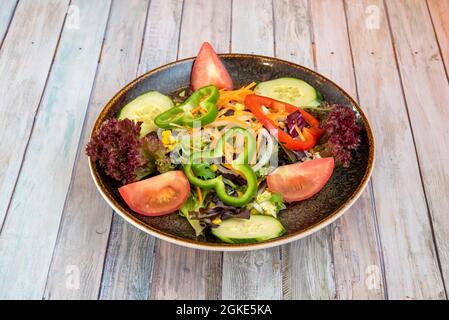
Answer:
[
  {"left": 386, "top": 0, "right": 449, "bottom": 294},
  {"left": 283, "top": 230, "right": 335, "bottom": 299},
  {"left": 274, "top": 0, "right": 336, "bottom": 300},
  {"left": 44, "top": 0, "right": 149, "bottom": 300},
  {"left": 0, "top": 0, "right": 111, "bottom": 299},
  {"left": 178, "top": 0, "right": 231, "bottom": 57},
  {"left": 99, "top": 215, "right": 155, "bottom": 300},
  {"left": 137, "top": 0, "right": 184, "bottom": 75},
  {"left": 149, "top": 0, "right": 230, "bottom": 300},
  {"left": 273, "top": 0, "right": 313, "bottom": 68},
  {"left": 427, "top": 0, "right": 449, "bottom": 79},
  {"left": 222, "top": 249, "right": 282, "bottom": 300},
  {"left": 231, "top": 0, "right": 274, "bottom": 55},
  {"left": 99, "top": 0, "right": 183, "bottom": 300},
  {"left": 222, "top": 0, "right": 282, "bottom": 300},
  {"left": 345, "top": 0, "right": 445, "bottom": 299},
  {"left": 150, "top": 242, "right": 222, "bottom": 300},
  {"left": 0, "top": 0, "right": 69, "bottom": 230},
  {"left": 0, "top": 0, "right": 17, "bottom": 48},
  {"left": 311, "top": 0, "right": 384, "bottom": 299}
]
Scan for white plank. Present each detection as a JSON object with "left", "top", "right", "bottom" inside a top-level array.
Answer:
[
  {"left": 0, "top": 0, "right": 69, "bottom": 230},
  {"left": 282, "top": 230, "right": 335, "bottom": 299},
  {"left": 345, "top": 0, "right": 445, "bottom": 299},
  {"left": 150, "top": 241, "right": 222, "bottom": 300},
  {"left": 273, "top": 0, "right": 336, "bottom": 300},
  {"left": 0, "top": 0, "right": 17, "bottom": 48},
  {"left": 427, "top": 0, "right": 449, "bottom": 79},
  {"left": 386, "top": 0, "right": 449, "bottom": 295},
  {"left": 44, "top": 0, "right": 149, "bottom": 300},
  {"left": 222, "top": 249, "right": 282, "bottom": 300},
  {"left": 231, "top": 0, "right": 274, "bottom": 55},
  {"left": 222, "top": 0, "right": 282, "bottom": 300},
  {"left": 99, "top": 0, "right": 183, "bottom": 300},
  {"left": 0, "top": 0, "right": 111, "bottom": 299},
  {"left": 137, "top": 0, "right": 184, "bottom": 75},
  {"left": 178, "top": 0, "right": 231, "bottom": 57},
  {"left": 310, "top": 0, "right": 384, "bottom": 299},
  {"left": 273, "top": 0, "right": 313, "bottom": 68},
  {"left": 149, "top": 0, "right": 230, "bottom": 300}
]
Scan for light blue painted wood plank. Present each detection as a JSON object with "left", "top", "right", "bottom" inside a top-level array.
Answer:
[
  {"left": 0, "top": 0, "right": 70, "bottom": 233},
  {"left": 0, "top": 0, "right": 17, "bottom": 48},
  {"left": 0, "top": 0, "right": 111, "bottom": 299},
  {"left": 99, "top": 215, "right": 155, "bottom": 300},
  {"left": 222, "top": 0, "right": 282, "bottom": 300},
  {"left": 99, "top": 0, "right": 183, "bottom": 300},
  {"left": 44, "top": 0, "right": 149, "bottom": 300}
]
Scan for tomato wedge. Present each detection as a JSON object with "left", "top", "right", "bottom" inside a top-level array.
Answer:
[
  {"left": 191, "top": 42, "right": 233, "bottom": 91},
  {"left": 118, "top": 171, "right": 190, "bottom": 216},
  {"left": 267, "top": 158, "right": 334, "bottom": 202}
]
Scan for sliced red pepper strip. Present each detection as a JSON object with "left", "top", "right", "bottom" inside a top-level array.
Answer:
[{"left": 244, "top": 94, "right": 323, "bottom": 151}]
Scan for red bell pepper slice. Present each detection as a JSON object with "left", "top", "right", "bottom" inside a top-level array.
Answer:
[{"left": 244, "top": 94, "right": 323, "bottom": 151}]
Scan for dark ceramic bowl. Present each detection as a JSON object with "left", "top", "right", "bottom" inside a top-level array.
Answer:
[{"left": 89, "top": 54, "right": 375, "bottom": 251}]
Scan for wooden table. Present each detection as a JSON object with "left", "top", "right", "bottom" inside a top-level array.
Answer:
[{"left": 0, "top": 0, "right": 448, "bottom": 300}]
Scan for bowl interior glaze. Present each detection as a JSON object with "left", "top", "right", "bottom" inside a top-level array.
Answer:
[{"left": 90, "top": 54, "right": 374, "bottom": 251}]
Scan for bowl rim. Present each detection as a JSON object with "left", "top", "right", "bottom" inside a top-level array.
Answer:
[{"left": 88, "top": 53, "right": 375, "bottom": 251}]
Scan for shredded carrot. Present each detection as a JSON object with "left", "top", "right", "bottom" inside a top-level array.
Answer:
[
  {"left": 191, "top": 105, "right": 208, "bottom": 115},
  {"left": 217, "top": 82, "right": 257, "bottom": 108},
  {"left": 294, "top": 126, "right": 306, "bottom": 141},
  {"left": 218, "top": 106, "right": 234, "bottom": 117},
  {"left": 205, "top": 118, "right": 250, "bottom": 129},
  {"left": 191, "top": 106, "right": 201, "bottom": 114},
  {"left": 197, "top": 186, "right": 203, "bottom": 204}
]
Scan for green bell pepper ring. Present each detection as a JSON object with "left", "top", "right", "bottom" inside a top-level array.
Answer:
[
  {"left": 183, "top": 127, "right": 258, "bottom": 207},
  {"left": 154, "top": 85, "right": 219, "bottom": 129}
]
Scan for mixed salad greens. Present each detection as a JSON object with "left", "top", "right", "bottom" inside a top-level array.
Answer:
[{"left": 87, "top": 42, "right": 361, "bottom": 244}]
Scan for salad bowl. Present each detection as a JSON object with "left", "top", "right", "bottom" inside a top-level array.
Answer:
[{"left": 89, "top": 54, "right": 375, "bottom": 251}]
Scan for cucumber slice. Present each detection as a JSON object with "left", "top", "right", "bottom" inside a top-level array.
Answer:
[
  {"left": 211, "top": 215, "right": 286, "bottom": 244},
  {"left": 118, "top": 91, "right": 174, "bottom": 136},
  {"left": 255, "top": 77, "right": 322, "bottom": 107}
]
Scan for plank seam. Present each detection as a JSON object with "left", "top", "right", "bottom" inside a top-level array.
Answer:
[
  {"left": 341, "top": 0, "right": 388, "bottom": 300},
  {"left": 97, "top": 211, "right": 116, "bottom": 300},
  {"left": 229, "top": 0, "right": 233, "bottom": 53},
  {"left": 368, "top": 179, "right": 389, "bottom": 299},
  {"left": 95, "top": 0, "right": 152, "bottom": 300},
  {"left": 146, "top": 0, "right": 186, "bottom": 299},
  {"left": 42, "top": 0, "right": 114, "bottom": 300},
  {"left": 270, "top": 0, "right": 282, "bottom": 301},
  {"left": 383, "top": 0, "right": 448, "bottom": 299},
  {"left": 221, "top": 0, "right": 232, "bottom": 297},
  {"left": 307, "top": 0, "right": 317, "bottom": 70},
  {"left": 0, "top": 0, "right": 19, "bottom": 52},
  {"left": 425, "top": 0, "right": 449, "bottom": 84},
  {"left": 137, "top": 0, "right": 152, "bottom": 71},
  {"left": 308, "top": 0, "right": 337, "bottom": 299},
  {"left": 271, "top": 0, "right": 276, "bottom": 58},
  {"left": 0, "top": 0, "right": 72, "bottom": 235},
  {"left": 134, "top": 0, "right": 155, "bottom": 300},
  {"left": 175, "top": 0, "right": 186, "bottom": 61}
]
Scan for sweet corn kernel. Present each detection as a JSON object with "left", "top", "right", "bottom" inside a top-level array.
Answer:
[
  {"left": 235, "top": 103, "right": 245, "bottom": 111},
  {"left": 212, "top": 217, "right": 222, "bottom": 225}
]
